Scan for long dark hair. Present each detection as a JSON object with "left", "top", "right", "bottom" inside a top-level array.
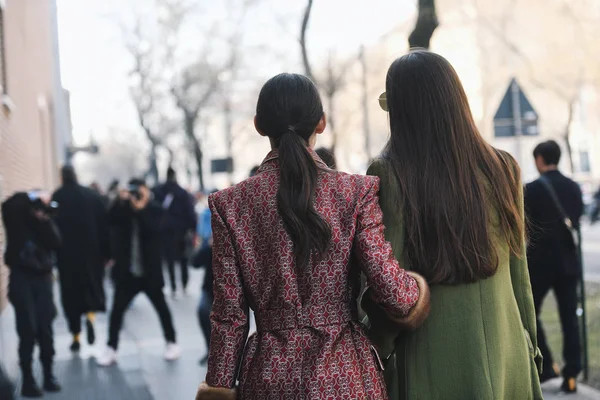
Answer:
[
  {"left": 255, "top": 73, "right": 332, "bottom": 270},
  {"left": 383, "top": 50, "right": 523, "bottom": 285}
]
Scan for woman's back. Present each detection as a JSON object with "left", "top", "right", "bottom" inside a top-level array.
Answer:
[
  {"left": 205, "top": 150, "right": 422, "bottom": 399},
  {"left": 363, "top": 50, "right": 542, "bottom": 399},
  {"left": 367, "top": 159, "right": 543, "bottom": 400}
]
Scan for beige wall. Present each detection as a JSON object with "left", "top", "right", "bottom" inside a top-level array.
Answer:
[{"left": 0, "top": 0, "right": 59, "bottom": 312}]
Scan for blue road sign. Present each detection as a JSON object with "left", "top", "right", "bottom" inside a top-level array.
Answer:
[{"left": 493, "top": 78, "right": 539, "bottom": 138}]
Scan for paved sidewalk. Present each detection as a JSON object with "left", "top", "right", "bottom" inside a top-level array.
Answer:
[
  {"left": 542, "top": 379, "right": 600, "bottom": 399},
  {"left": 2, "top": 268, "right": 600, "bottom": 399},
  {"left": 3, "top": 269, "right": 211, "bottom": 399}
]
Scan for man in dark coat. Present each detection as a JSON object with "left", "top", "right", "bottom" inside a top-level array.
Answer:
[
  {"left": 52, "top": 166, "right": 110, "bottom": 352},
  {"left": 97, "top": 178, "right": 180, "bottom": 366},
  {"left": 153, "top": 167, "right": 197, "bottom": 297},
  {"left": 525, "top": 140, "right": 584, "bottom": 393},
  {"left": 2, "top": 191, "right": 62, "bottom": 397}
]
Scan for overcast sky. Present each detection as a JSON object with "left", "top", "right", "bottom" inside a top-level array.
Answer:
[{"left": 56, "top": 0, "right": 414, "bottom": 143}]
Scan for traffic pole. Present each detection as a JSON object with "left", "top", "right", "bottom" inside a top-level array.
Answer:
[
  {"left": 510, "top": 80, "right": 523, "bottom": 166},
  {"left": 577, "top": 228, "right": 589, "bottom": 381}
]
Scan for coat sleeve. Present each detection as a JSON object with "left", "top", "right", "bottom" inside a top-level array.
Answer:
[
  {"left": 107, "top": 200, "right": 129, "bottom": 225},
  {"left": 136, "top": 202, "right": 163, "bottom": 234},
  {"left": 353, "top": 176, "right": 420, "bottom": 319},
  {"left": 205, "top": 195, "right": 249, "bottom": 389},
  {"left": 572, "top": 182, "right": 584, "bottom": 228},
  {"left": 36, "top": 219, "right": 62, "bottom": 250},
  {"left": 511, "top": 174, "right": 543, "bottom": 373}
]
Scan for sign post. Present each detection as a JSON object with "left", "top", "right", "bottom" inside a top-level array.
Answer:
[
  {"left": 510, "top": 80, "right": 524, "bottom": 167},
  {"left": 493, "top": 78, "right": 539, "bottom": 167}
]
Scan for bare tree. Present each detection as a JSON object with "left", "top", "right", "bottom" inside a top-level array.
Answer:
[
  {"left": 124, "top": 19, "right": 165, "bottom": 183},
  {"left": 158, "top": 0, "right": 252, "bottom": 190},
  {"left": 170, "top": 62, "right": 220, "bottom": 190},
  {"left": 300, "top": 0, "right": 316, "bottom": 82},
  {"left": 408, "top": 0, "right": 439, "bottom": 49},
  {"left": 471, "top": 5, "right": 588, "bottom": 172},
  {"left": 298, "top": 1, "right": 355, "bottom": 152},
  {"left": 321, "top": 52, "right": 355, "bottom": 152}
]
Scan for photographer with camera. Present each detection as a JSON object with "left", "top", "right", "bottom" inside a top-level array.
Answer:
[
  {"left": 97, "top": 178, "right": 180, "bottom": 366},
  {"left": 1, "top": 191, "right": 62, "bottom": 397}
]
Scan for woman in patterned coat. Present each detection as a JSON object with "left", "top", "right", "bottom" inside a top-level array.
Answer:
[{"left": 195, "top": 73, "right": 430, "bottom": 400}]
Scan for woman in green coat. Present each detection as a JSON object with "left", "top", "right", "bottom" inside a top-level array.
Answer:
[{"left": 363, "top": 50, "right": 543, "bottom": 400}]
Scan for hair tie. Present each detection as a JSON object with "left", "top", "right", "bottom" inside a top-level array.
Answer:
[{"left": 287, "top": 125, "right": 296, "bottom": 134}]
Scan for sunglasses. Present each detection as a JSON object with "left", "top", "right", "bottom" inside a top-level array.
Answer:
[{"left": 378, "top": 92, "right": 388, "bottom": 112}]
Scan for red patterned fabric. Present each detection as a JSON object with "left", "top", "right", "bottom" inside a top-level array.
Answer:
[{"left": 206, "top": 149, "right": 419, "bottom": 399}]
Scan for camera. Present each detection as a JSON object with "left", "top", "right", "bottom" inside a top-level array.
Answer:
[
  {"left": 27, "top": 191, "right": 59, "bottom": 216},
  {"left": 127, "top": 183, "right": 143, "bottom": 201}
]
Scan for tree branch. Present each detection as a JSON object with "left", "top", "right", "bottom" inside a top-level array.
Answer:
[
  {"left": 300, "top": 0, "right": 316, "bottom": 83},
  {"left": 408, "top": 0, "right": 439, "bottom": 49}
]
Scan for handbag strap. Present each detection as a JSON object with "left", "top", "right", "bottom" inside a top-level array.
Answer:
[{"left": 539, "top": 175, "right": 573, "bottom": 228}]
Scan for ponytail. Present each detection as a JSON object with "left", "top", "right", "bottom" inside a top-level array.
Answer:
[
  {"left": 255, "top": 73, "right": 331, "bottom": 270},
  {"left": 277, "top": 129, "right": 331, "bottom": 270}
]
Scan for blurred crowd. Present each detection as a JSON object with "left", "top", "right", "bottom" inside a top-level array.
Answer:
[{"left": 0, "top": 162, "right": 255, "bottom": 398}]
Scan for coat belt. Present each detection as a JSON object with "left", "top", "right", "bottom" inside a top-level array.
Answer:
[{"left": 255, "top": 302, "right": 357, "bottom": 332}]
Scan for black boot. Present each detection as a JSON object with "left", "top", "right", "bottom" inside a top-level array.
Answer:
[
  {"left": 560, "top": 377, "right": 577, "bottom": 394},
  {"left": 20, "top": 365, "right": 43, "bottom": 398},
  {"left": 43, "top": 364, "right": 61, "bottom": 393}
]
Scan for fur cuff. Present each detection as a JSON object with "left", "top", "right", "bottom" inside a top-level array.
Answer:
[
  {"left": 361, "top": 271, "right": 431, "bottom": 332},
  {"left": 195, "top": 382, "right": 237, "bottom": 400},
  {"left": 390, "top": 271, "right": 430, "bottom": 331}
]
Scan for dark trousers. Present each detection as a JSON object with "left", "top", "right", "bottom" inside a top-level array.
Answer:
[
  {"left": 163, "top": 235, "right": 188, "bottom": 292},
  {"left": 532, "top": 274, "right": 582, "bottom": 378},
  {"left": 8, "top": 269, "right": 56, "bottom": 370},
  {"left": 64, "top": 309, "right": 83, "bottom": 336},
  {"left": 61, "top": 289, "right": 85, "bottom": 336},
  {"left": 197, "top": 290, "right": 213, "bottom": 350},
  {"left": 107, "top": 278, "right": 176, "bottom": 349}
]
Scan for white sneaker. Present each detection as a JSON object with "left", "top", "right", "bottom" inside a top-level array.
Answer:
[
  {"left": 97, "top": 347, "right": 118, "bottom": 366},
  {"left": 164, "top": 342, "right": 181, "bottom": 361}
]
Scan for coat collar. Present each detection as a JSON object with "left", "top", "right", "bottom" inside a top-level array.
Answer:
[{"left": 256, "top": 147, "right": 329, "bottom": 175}]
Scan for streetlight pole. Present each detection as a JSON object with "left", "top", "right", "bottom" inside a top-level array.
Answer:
[{"left": 510, "top": 79, "right": 523, "bottom": 167}]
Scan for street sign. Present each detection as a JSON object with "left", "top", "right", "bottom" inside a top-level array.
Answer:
[
  {"left": 493, "top": 78, "right": 539, "bottom": 138},
  {"left": 211, "top": 157, "right": 234, "bottom": 173}
]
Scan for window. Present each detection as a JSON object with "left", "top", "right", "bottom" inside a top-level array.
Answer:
[{"left": 579, "top": 151, "right": 591, "bottom": 174}]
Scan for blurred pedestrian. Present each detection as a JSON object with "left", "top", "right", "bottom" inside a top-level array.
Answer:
[
  {"left": 195, "top": 73, "right": 429, "bottom": 399},
  {"left": 2, "top": 191, "right": 62, "bottom": 397},
  {"left": 590, "top": 186, "right": 600, "bottom": 224},
  {"left": 192, "top": 189, "right": 216, "bottom": 365},
  {"left": 525, "top": 140, "right": 584, "bottom": 393},
  {"left": 97, "top": 179, "right": 180, "bottom": 366},
  {"left": 315, "top": 147, "right": 337, "bottom": 169},
  {"left": 89, "top": 181, "right": 109, "bottom": 208},
  {"left": 364, "top": 50, "right": 542, "bottom": 399},
  {"left": 106, "top": 179, "right": 120, "bottom": 204},
  {"left": 52, "top": 166, "right": 110, "bottom": 352},
  {"left": 153, "top": 167, "right": 197, "bottom": 298},
  {"left": 192, "top": 241, "right": 213, "bottom": 365},
  {"left": 106, "top": 180, "right": 120, "bottom": 275}
]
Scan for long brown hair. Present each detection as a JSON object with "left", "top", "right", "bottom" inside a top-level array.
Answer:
[
  {"left": 255, "top": 73, "right": 332, "bottom": 270},
  {"left": 383, "top": 50, "right": 523, "bottom": 285}
]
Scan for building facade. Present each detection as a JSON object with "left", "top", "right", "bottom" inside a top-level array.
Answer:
[{"left": 0, "top": 0, "right": 69, "bottom": 360}]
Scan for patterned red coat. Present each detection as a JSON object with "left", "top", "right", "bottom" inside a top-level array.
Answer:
[{"left": 206, "top": 149, "right": 419, "bottom": 399}]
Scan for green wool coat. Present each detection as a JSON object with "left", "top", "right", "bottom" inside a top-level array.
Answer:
[{"left": 365, "top": 159, "right": 543, "bottom": 400}]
